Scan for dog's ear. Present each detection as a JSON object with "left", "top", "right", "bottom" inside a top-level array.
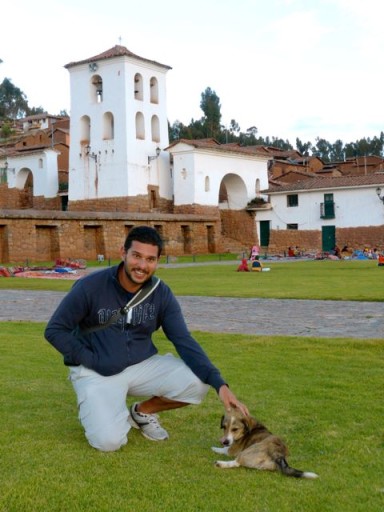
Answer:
[
  {"left": 220, "top": 415, "right": 225, "bottom": 429},
  {"left": 241, "top": 417, "right": 252, "bottom": 434}
]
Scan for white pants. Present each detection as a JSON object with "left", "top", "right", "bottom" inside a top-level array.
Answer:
[{"left": 68, "top": 353, "right": 209, "bottom": 452}]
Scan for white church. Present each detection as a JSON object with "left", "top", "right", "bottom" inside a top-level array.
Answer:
[
  {"left": 1, "top": 44, "right": 383, "bottom": 262},
  {"left": 0, "top": 45, "right": 269, "bottom": 262},
  {"left": 65, "top": 45, "right": 269, "bottom": 215}
]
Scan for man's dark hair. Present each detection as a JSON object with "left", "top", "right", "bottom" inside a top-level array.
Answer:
[{"left": 124, "top": 226, "right": 163, "bottom": 256}]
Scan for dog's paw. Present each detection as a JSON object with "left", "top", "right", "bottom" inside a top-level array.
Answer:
[
  {"left": 215, "top": 460, "right": 240, "bottom": 469},
  {"left": 211, "top": 446, "right": 227, "bottom": 454}
]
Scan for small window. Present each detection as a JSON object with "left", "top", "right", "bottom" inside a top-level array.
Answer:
[
  {"left": 134, "top": 73, "right": 143, "bottom": 101},
  {"left": 287, "top": 224, "right": 298, "bottom": 230},
  {"left": 91, "top": 75, "right": 103, "bottom": 103},
  {"left": 151, "top": 115, "right": 160, "bottom": 142},
  {"left": 103, "top": 112, "right": 114, "bottom": 140},
  {"left": 150, "top": 77, "right": 159, "bottom": 104},
  {"left": 287, "top": 194, "right": 298, "bottom": 207},
  {"left": 135, "top": 112, "right": 145, "bottom": 140}
]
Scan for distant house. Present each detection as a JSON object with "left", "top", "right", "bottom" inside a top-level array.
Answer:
[
  {"left": 254, "top": 174, "right": 384, "bottom": 254},
  {"left": 0, "top": 115, "right": 69, "bottom": 210}
]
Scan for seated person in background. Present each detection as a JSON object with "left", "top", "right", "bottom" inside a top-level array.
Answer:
[
  {"left": 287, "top": 246, "right": 295, "bottom": 257},
  {"left": 251, "top": 259, "right": 263, "bottom": 272},
  {"left": 334, "top": 245, "right": 341, "bottom": 258},
  {"left": 341, "top": 244, "right": 353, "bottom": 258},
  {"left": 237, "top": 259, "right": 249, "bottom": 272},
  {"left": 249, "top": 245, "right": 260, "bottom": 261}
]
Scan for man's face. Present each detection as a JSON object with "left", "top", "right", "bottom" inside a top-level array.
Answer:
[{"left": 120, "top": 240, "right": 159, "bottom": 289}]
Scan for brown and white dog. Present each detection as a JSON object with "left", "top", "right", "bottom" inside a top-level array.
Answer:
[{"left": 212, "top": 408, "right": 318, "bottom": 479}]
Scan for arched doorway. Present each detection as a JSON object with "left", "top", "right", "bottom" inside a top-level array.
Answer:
[
  {"left": 16, "top": 168, "right": 34, "bottom": 208},
  {"left": 218, "top": 173, "right": 248, "bottom": 210}
]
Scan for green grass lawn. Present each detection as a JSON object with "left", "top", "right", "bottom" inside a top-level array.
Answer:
[
  {"left": 1, "top": 260, "right": 383, "bottom": 511},
  {"left": 1, "top": 324, "right": 383, "bottom": 511},
  {"left": 1, "top": 259, "right": 383, "bottom": 301}
]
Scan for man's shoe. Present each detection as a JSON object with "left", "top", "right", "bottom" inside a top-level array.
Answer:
[{"left": 128, "top": 402, "right": 169, "bottom": 441}]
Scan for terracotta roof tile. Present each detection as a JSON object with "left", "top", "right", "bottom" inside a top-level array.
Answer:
[
  {"left": 264, "top": 173, "right": 384, "bottom": 193},
  {"left": 166, "top": 138, "right": 273, "bottom": 157},
  {"left": 65, "top": 45, "right": 172, "bottom": 70}
]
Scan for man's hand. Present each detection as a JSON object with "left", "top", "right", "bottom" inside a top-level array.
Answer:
[{"left": 218, "top": 385, "right": 249, "bottom": 416}]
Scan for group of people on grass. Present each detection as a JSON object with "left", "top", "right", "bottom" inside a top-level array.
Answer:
[{"left": 237, "top": 245, "right": 263, "bottom": 272}]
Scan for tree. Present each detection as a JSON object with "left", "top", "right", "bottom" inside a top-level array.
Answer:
[
  {"left": 200, "top": 87, "right": 222, "bottom": 138},
  {"left": 328, "top": 139, "right": 345, "bottom": 162},
  {"left": 0, "top": 121, "right": 14, "bottom": 139},
  {"left": 229, "top": 119, "right": 240, "bottom": 134},
  {"left": 312, "top": 137, "right": 333, "bottom": 162},
  {"left": 168, "top": 85, "right": 384, "bottom": 159},
  {"left": 296, "top": 138, "right": 312, "bottom": 156},
  {"left": 0, "top": 78, "right": 30, "bottom": 119}
]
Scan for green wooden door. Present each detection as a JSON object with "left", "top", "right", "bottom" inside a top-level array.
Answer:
[
  {"left": 322, "top": 225, "right": 335, "bottom": 252},
  {"left": 259, "top": 221, "right": 270, "bottom": 247}
]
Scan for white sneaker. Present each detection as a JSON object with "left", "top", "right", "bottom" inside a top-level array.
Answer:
[{"left": 128, "top": 402, "right": 169, "bottom": 441}]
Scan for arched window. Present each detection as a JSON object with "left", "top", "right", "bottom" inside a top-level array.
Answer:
[
  {"left": 150, "top": 76, "right": 159, "bottom": 104},
  {"left": 255, "top": 178, "right": 260, "bottom": 196},
  {"left": 205, "top": 176, "right": 210, "bottom": 192},
  {"left": 151, "top": 115, "right": 160, "bottom": 142},
  {"left": 135, "top": 112, "right": 145, "bottom": 140},
  {"left": 134, "top": 73, "right": 143, "bottom": 101},
  {"left": 38, "top": 158, "right": 43, "bottom": 169},
  {"left": 91, "top": 75, "right": 103, "bottom": 103},
  {"left": 103, "top": 112, "right": 114, "bottom": 140},
  {"left": 80, "top": 115, "right": 91, "bottom": 146}
]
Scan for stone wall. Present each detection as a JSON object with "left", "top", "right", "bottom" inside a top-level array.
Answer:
[
  {"left": 173, "top": 204, "right": 219, "bottom": 216},
  {"left": 0, "top": 185, "right": 20, "bottom": 209},
  {"left": 267, "top": 225, "right": 384, "bottom": 255},
  {"left": 220, "top": 209, "right": 257, "bottom": 246},
  {"left": 0, "top": 211, "right": 225, "bottom": 263},
  {"left": 69, "top": 195, "right": 173, "bottom": 213},
  {"left": 267, "top": 229, "right": 321, "bottom": 255},
  {"left": 33, "top": 195, "right": 62, "bottom": 210},
  {"left": 336, "top": 226, "right": 384, "bottom": 251}
]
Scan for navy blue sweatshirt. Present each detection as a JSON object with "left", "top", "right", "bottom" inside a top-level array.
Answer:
[{"left": 44, "top": 264, "right": 226, "bottom": 392}]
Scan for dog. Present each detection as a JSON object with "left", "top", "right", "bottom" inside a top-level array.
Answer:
[{"left": 211, "top": 408, "right": 318, "bottom": 479}]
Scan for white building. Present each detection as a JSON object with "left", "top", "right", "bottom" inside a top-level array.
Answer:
[
  {"left": 167, "top": 139, "right": 270, "bottom": 210},
  {"left": 255, "top": 174, "right": 384, "bottom": 251},
  {"left": 65, "top": 45, "right": 172, "bottom": 204}
]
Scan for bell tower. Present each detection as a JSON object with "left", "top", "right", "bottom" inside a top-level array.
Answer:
[{"left": 65, "top": 45, "right": 172, "bottom": 208}]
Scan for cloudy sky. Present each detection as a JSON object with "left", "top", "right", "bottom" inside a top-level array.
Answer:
[{"left": 1, "top": 0, "right": 383, "bottom": 146}]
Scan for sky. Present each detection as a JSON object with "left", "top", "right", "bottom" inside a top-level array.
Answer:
[{"left": 1, "top": 0, "right": 384, "bottom": 146}]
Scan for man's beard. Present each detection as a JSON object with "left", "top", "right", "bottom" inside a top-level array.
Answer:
[{"left": 124, "top": 264, "right": 150, "bottom": 285}]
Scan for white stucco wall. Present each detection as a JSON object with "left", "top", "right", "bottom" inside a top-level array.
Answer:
[
  {"left": 68, "top": 54, "right": 171, "bottom": 201},
  {"left": 170, "top": 144, "right": 270, "bottom": 207},
  {"left": 6, "top": 150, "right": 58, "bottom": 198},
  {"left": 256, "top": 185, "right": 384, "bottom": 229}
]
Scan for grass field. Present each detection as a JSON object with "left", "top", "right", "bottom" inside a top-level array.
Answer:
[
  {"left": 1, "top": 324, "right": 383, "bottom": 512},
  {"left": 1, "top": 259, "right": 383, "bottom": 301},
  {"left": 1, "top": 259, "right": 383, "bottom": 511}
]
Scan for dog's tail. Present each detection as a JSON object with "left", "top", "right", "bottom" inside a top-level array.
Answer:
[{"left": 275, "top": 457, "right": 318, "bottom": 479}]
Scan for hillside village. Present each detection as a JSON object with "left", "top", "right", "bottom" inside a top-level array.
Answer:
[{"left": 1, "top": 45, "right": 384, "bottom": 263}]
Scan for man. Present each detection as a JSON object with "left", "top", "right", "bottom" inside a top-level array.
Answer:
[{"left": 45, "top": 226, "right": 248, "bottom": 452}]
